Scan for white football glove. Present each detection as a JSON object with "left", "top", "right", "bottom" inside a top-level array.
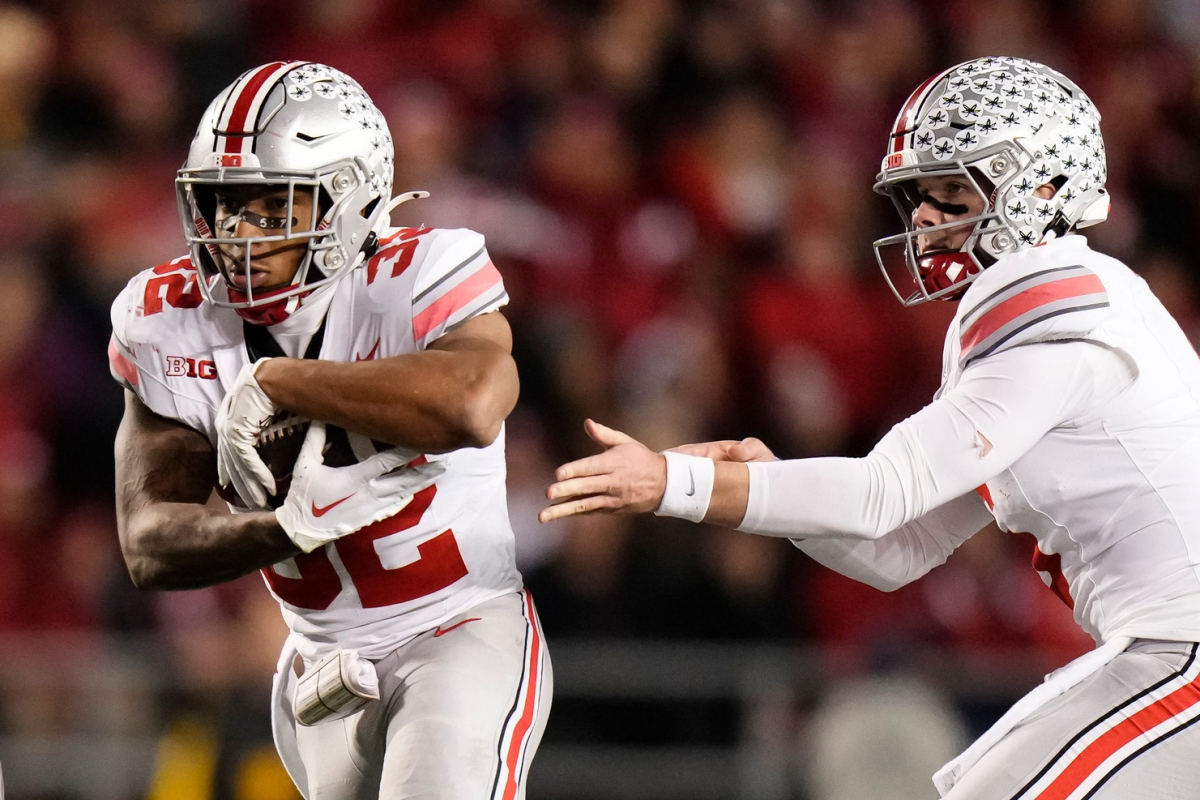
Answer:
[
  {"left": 217, "top": 358, "right": 278, "bottom": 509},
  {"left": 275, "top": 422, "right": 446, "bottom": 553}
]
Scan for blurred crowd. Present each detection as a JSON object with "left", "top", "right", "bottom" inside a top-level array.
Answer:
[{"left": 3, "top": 0, "right": 1200, "bottom": 796}]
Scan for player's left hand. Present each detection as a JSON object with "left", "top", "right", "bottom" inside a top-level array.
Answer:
[
  {"left": 539, "top": 419, "right": 666, "bottom": 523},
  {"left": 276, "top": 422, "right": 445, "bottom": 552},
  {"left": 217, "top": 359, "right": 279, "bottom": 509}
]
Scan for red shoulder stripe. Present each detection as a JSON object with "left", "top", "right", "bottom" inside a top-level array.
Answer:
[
  {"left": 108, "top": 337, "right": 139, "bottom": 387},
  {"left": 413, "top": 261, "right": 502, "bottom": 341},
  {"left": 961, "top": 274, "right": 1105, "bottom": 355}
]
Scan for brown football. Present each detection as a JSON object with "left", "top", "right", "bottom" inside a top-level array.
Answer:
[{"left": 223, "top": 413, "right": 363, "bottom": 509}]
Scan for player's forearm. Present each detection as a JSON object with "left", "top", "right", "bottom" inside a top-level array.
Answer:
[
  {"left": 121, "top": 502, "right": 297, "bottom": 590},
  {"left": 255, "top": 348, "right": 518, "bottom": 453},
  {"left": 702, "top": 461, "right": 753, "bottom": 527},
  {"left": 733, "top": 345, "right": 1105, "bottom": 540},
  {"left": 794, "top": 493, "right": 994, "bottom": 591},
  {"left": 116, "top": 390, "right": 295, "bottom": 590}
]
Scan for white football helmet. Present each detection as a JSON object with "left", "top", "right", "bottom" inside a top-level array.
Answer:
[
  {"left": 873, "top": 56, "right": 1110, "bottom": 306},
  {"left": 176, "top": 61, "right": 423, "bottom": 323}
]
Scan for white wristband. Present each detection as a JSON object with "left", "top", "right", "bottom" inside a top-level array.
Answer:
[{"left": 655, "top": 451, "right": 715, "bottom": 523}]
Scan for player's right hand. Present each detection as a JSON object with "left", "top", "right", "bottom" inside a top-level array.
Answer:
[
  {"left": 217, "top": 359, "right": 279, "bottom": 509},
  {"left": 275, "top": 422, "right": 446, "bottom": 553},
  {"left": 667, "top": 438, "right": 776, "bottom": 463}
]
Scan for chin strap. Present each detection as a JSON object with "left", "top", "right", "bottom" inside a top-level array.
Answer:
[
  {"left": 360, "top": 232, "right": 379, "bottom": 260},
  {"left": 382, "top": 190, "right": 430, "bottom": 218}
]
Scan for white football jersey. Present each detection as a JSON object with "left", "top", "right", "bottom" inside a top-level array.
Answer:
[
  {"left": 110, "top": 227, "right": 524, "bottom": 660},
  {"left": 748, "top": 234, "right": 1200, "bottom": 647},
  {"left": 941, "top": 235, "right": 1200, "bottom": 644}
]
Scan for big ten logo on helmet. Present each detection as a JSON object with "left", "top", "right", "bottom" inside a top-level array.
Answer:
[{"left": 166, "top": 356, "right": 218, "bottom": 380}]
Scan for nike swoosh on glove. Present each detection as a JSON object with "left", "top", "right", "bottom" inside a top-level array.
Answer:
[
  {"left": 275, "top": 422, "right": 446, "bottom": 553},
  {"left": 217, "top": 358, "right": 278, "bottom": 509}
]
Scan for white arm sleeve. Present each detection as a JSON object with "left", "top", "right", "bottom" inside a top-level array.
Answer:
[
  {"left": 795, "top": 491, "right": 993, "bottom": 591},
  {"left": 739, "top": 340, "right": 1133, "bottom": 541}
]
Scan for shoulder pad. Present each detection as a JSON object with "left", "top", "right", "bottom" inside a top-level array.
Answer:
[
  {"left": 364, "top": 227, "right": 484, "bottom": 285},
  {"left": 958, "top": 261, "right": 1111, "bottom": 368},
  {"left": 117, "top": 257, "right": 210, "bottom": 342},
  {"left": 412, "top": 228, "right": 487, "bottom": 293},
  {"left": 109, "top": 255, "right": 237, "bottom": 390},
  {"left": 410, "top": 228, "right": 502, "bottom": 345},
  {"left": 364, "top": 227, "right": 429, "bottom": 284},
  {"left": 364, "top": 227, "right": 504, "bottom": 348}
]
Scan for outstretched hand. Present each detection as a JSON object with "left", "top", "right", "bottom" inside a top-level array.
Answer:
[{"left": 539, "top": 420, "right": 667, "bottom": 523}]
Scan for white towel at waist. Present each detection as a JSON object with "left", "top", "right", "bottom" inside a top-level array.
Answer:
[
  {"left": 933, "top": 635, "right": 1133, "bottom": 797},
  {"left": 271, "top": 634, "right": 309, "bottom": 800}
]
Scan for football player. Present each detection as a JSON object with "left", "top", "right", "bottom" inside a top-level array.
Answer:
[
  {"left": 541, "top": 58, "right": 1200, "bottom": 798},
  {"left": 111, "top": 62, "right": 550, "bottom": 799}
]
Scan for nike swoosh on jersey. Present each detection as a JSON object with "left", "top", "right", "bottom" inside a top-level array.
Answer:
[
  {"left": 433, "top": 617, "right": 482, "bottom": 637},
  {"left": 355, "top": 338, "right": 380, "bottom": 361},
  {"left": 311, "top": 494, "right": 354, "bottom": 517}
]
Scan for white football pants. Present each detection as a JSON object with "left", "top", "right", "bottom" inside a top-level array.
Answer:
[
  {"left": 291, "top": 590, "right": 552, "bottom": 800},
  {"left": 946, "top": 639, "right": 1200, "bottom": 800}
]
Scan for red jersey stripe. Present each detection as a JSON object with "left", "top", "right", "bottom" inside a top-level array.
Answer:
[
  {"left": 961, "top": 274, "right": 1106, "bottom": 355},
  {"left": 1032, "top": 547, "right": 1074, "bottom": 609},
  {"left": 413, "top": 261, "right": 502, "bottom": 341},
  {"left": 108, "top": 338, "right": 139, "bottom": 387},
  {"left": 222, "top": 62, "right": 289, "bottom": 154},
  {"left": 1035, "top": 671, "right": 1200, "bottom": 799},
  {"left": 501, "top": 591, "right": 542, "bottom": 800},
  {"left": 975, "top": 484, "right": 994, "bottom": 509}
]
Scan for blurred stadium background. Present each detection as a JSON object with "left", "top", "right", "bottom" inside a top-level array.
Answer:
[{"left": 1, "top": 0, "right": 1198, "bottom": 797}]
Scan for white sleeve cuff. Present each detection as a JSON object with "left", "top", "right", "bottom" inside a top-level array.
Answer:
[{"left": 737, "top": 460, "right": 770, "bottom": 532}]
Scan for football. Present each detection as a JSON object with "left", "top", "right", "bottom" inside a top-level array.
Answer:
[{"left": 224, "top": 413, "right": 362, "bottom": 509}]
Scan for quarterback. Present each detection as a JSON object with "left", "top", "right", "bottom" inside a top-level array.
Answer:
[
  {"left": 542, "top": 58, "right": 1200, "bottom": 798},
  {"left": 111, "top": 62, "right": 550, "bottom": 799}
]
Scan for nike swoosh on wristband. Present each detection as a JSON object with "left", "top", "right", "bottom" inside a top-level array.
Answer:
[
  {"left": 685, "top": 467, "right": 696, "bottom": 497},
  {"left": 433, "top": 618, "right": 482, "bottom": 637},
  {"left": 311, "top": 494, "right": 354, "bottom": 517}
]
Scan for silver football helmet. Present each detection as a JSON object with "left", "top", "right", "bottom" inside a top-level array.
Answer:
[
  {"left": 873, "top": 56, "right": 1110, "bottom": 306},
  {"left": 176, "top": 61, "right": 422, "bottom": 320}
]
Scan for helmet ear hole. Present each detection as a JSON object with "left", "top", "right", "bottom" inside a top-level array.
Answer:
[
  {"left": 966, "top": 167, "right": 995, "bottom": 201},
  {"left": 316, "top": 186, "right": 334, "bottom": 225}
]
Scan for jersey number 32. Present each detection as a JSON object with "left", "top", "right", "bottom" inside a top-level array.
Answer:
[{"left": 263, "top": 485, "right": 467, "bottom": 610}]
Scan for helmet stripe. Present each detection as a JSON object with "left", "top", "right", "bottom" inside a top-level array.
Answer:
[
  {"left": 218, "top": 61, "right": 298, "bottom": 154},
  {"left": 890, "top": 67, "right": 954, "bottom": 154}
]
